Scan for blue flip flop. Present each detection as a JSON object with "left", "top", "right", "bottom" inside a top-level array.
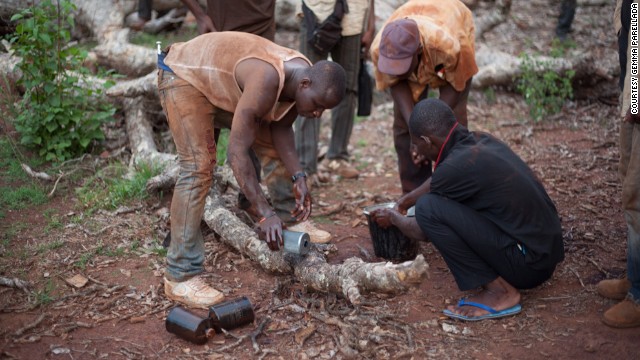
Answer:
[{"left": 443, "top": 299, "right": 522, "bottom": 321}]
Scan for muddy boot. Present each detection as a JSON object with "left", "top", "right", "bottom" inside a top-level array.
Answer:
[
  {"left": 288, "top": 220, "right": 331, "bottom": 244},
  {"left": 602, "top": 298, "right": 640, "bottom": 328},
  {"left": 596, "top": 278, "right": 631, "bottom": 300},
  {"left": 164, "top": 276, "right": 224, "bottom": 309}
]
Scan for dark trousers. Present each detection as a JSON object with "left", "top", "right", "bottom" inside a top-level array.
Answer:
[
  {"left": 415, "top": 194, "right": 555, "bottom": 291},
  {"left": 294, "top": 20, "right": 361, "bottom": 174},
  {"left": 556, "top": 0, "right": 577, "bottom": 38},
  {"left": 138, "top": 0, "right": 153, "bottom": 21}
]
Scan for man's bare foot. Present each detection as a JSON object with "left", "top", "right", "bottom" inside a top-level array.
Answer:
[{"left": 446, "top": 277, "right": 521, "bottom": 318}]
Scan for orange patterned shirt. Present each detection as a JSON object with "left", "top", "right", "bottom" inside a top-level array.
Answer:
[{"left": 370, "top": 0, "right": 478, "bottom": 100}]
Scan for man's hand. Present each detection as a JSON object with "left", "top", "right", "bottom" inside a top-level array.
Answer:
[
  {"left": 256, "top": 214, "right": 284, "bottom": 251},
  {"left": 396, "top": 195, "right": 413, "bottom": 215},
  {"left": 195, "top": 15, "right": 216, "bottom": 34},
  {"left": 625, "top": 107, "right": 640, "bottom": 124},
  {"left": 410, "top": 143, "right": 428, "bottom": 166},
  {"left": 291, "top": 178, "right": 312, "bottom": 222},
  {"left": 371, "top": 208, "right": 400, "bottom": 229}
]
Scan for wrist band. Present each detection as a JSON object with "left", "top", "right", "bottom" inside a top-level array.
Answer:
[
  {"left": 291, "top": 171, "right": 307, "bottom": 183},
  {"left": 259, "top": 213, "right": 277, "bottom": 223}
]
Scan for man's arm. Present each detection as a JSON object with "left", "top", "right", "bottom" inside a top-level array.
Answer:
[
  {"left": 180, "top": 0, "right": 215, "bottom": 34},
  {"left": 361, "top": 0, "right": 376, "bottom": 55},
  {"left": 439, "top": 79, "right": 471, "bottom": 127},
  {"left": 229, "top": 60, "right": 283, "bottom": 249},
  {"left": 397, "top": 177, "right": 431, "bottom": 214},
  {"left": 371, "top": 208, "right": 427, "bottom": 243},
  {"left": 390, "top": 81, "right": 415, "bottom": 127}
]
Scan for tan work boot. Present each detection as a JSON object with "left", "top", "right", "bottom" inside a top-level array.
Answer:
[
  {"left": 164, "top": 276, "right": 224, "bottom": 309},
  {"left": 326, "top": 159, "right": 359, "bottom": 179},
  {"left": 596, "top": 278, "right": 631, "bottom": 300},
  {"left": 288, "top": 220, "right": 332, "bottom": 244},
  {"left": 602, "top": 298, "right": 640, "bottom": 328}
]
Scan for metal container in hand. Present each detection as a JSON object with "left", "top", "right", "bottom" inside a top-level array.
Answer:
[
  {"left": 363, "top": 203, "right": 418, "bottom": 262},
  {"left": 282, "top": 230, "right": 310, "bottom": 255}
]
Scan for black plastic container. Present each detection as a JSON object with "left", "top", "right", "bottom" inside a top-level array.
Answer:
[
  {"left": 208, "top": 296, "right": 255, "bottom": 333},
  {"left": 165, "top": 307, "right": 214, "bottom": 345},
  {"left": 363, "top": 203, "right": 418, "bottom": 262}
]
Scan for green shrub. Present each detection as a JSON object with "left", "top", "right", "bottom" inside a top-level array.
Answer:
[
  {"left": 8, "top": 0, "right": 116, "bottom": 162},
  {"left": 516, "top": 52, "right": 575, "bottom": 122}
]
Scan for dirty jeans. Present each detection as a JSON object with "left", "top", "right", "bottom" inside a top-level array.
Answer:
[
  {"left": 619, "top": 121, "right": 640, "bottom": 302},
  {"left": 295, "top": 20, "right": 361, "bottom": 174},
  {"left": 158, "top": 69, "right": 295, "bottom": 281}
]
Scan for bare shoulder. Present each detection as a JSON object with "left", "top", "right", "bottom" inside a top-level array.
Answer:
[{"left": 236, "top": 58, "right": 279, "bottom": 90}]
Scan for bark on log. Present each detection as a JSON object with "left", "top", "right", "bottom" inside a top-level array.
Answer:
[
  {"left": 474, "top": 0, "right": 511, "bottom": 39},
  {"left": 472, "top": 45, "right": 590, "bottom": 89},
  {"left": 202, "top": 191, "right": 429, "bottom": 304},
  {"left": 122, "top": 96, "right": 177, "bottom": 167},
  {"left": 0, "top": 53, "right": 21, "bottom": 94},
  {"left": 93, "top": 29, "right": 157, "bottom": 77},
  {"left": 107, "top": 71, "right": 157, "bottom": 98}
]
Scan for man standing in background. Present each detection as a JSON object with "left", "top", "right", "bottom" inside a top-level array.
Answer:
[
  {"left": 295, "top": 0, "right": 376, "bottom": 184},
  {"left": 595, "top": 0, "right": 640, "bottom": 328},
  {"left": 370, "top": 0, "right": 477, "bottom": 194}
]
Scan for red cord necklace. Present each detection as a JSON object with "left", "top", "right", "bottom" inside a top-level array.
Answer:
[{"left": 433, "top": 122, "right": 459, "bottom": 170}]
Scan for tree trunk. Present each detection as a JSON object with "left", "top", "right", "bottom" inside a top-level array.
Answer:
[{"left": 202, "top": 191, "right": 429, "bottom": 304}]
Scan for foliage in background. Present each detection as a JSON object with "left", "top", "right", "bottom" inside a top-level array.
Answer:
[
  {"left": 516, "top": 41, "right": 575, "bottom": 122},
  {"left": 8, "top": 0, "right": 116, "bottom": 162},
  {"left": 77, "top": 162, "right": 163, "bottom": 212}
]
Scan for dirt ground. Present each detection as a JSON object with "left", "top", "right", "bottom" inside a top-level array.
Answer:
[{"left": 1, "top": 1, "right": 639, "bottom": 359}]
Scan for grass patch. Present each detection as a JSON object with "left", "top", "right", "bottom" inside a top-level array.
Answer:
[
  {"left": 43, "top": 209, "right": 63, "bottom": 233},
  {"left": 37, "top": 239, "right": 65, "bottom": 254},
  {"left": 73, "top": 241, "right": 140, "bottom": 269},
  {"left": 130, "top": 239, "right": 141, "bottom": 252},
  {"left": 0, "top": 185, "right": 48, "bottom": 210},
  {"left": 34, "top": 278, "right": 56, "bottom": 306},
  {"left": 483, "top": 87, "right": 497, "bottom": 105},
  {"left": 152, "top": 246, "right": 168, "bottom": 258},
  {"left": 0, "top": 137, "right": 49, "bottom": 211},
  {"left": 77, "top": 161, "right": 163, "bottom": 211},
  {"left": 313, "top": 216, "right": 332, "bottom": 224}
]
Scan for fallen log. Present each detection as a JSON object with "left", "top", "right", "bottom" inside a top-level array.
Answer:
[
  {"left": 471, "top": 45, "right": 591, "bottom": 89},
  {"left": 202, "top": 190, "right": 429, "bottom": 304},
  {"left": 474, "top": 0, "right": 511, "bottom": 39}
]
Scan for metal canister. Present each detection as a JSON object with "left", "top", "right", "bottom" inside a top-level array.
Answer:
[
  {"left": 282, "top": 230, "right": 310, "bottom": 255},
  {"left": 208, "top": 296, "right": 255, "bottom": 333},
  {"left": 165, "top": 307, "right": 215, "bottom": 344}
]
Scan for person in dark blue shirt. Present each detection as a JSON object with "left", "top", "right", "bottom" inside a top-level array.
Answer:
[{"left": 371, "top": 98, "right": 564, "bottom": 321}]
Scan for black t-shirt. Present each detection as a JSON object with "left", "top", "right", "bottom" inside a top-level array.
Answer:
[{"left": 427, "top": 127, "right": 564, "bottom": 270}]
